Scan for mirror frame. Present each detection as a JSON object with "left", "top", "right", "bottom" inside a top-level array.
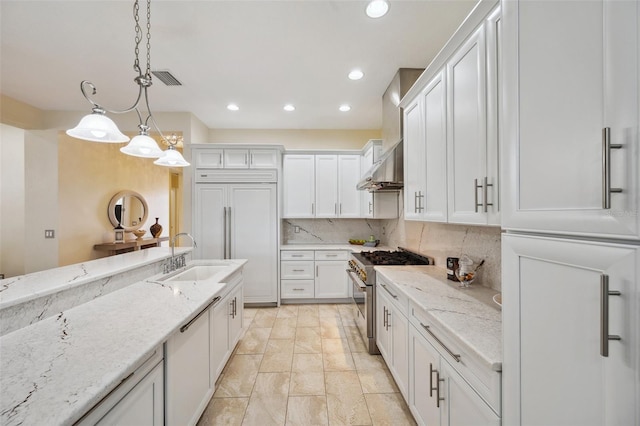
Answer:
[{"left": 107, "top": 190, "right": 149, "bottom": 232}]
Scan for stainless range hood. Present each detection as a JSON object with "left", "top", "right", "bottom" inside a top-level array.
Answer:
[
  {"left": 357, "top": 68, "right": 423, "bottom": 192},
  {"left": 357, "top": 140, "right": 404, "bottom": 191}
]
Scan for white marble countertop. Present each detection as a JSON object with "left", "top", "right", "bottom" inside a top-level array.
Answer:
[
  {"left": 0, "top": 259, "right": 246, "bottom": 426},
  {"left": 375, "top": 265, "right": 502, "bottom": 372},
  {"left": 280, "top": 243, "right": 394, "bottom": 252},
  {"left": 0, "top": 247, "right": 192, "bottom": 310}
]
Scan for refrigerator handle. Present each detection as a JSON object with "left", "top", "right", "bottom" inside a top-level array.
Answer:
[
  {"left": 223, "top": 207, "right": 228, "bottom": 259},
  {"left": 227, "top": 207, "right": 232, "bottom": 258}
]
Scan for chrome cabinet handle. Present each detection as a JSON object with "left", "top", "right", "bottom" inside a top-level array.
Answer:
[
  {"left": 316, "top": 265, "right": 319, "bottom": 277},
  {"left": 421, "top": 323, "right": 461, "bottom": 362},
  {"left": 383, "top": 306, "right": 388, "bottom": 328},
  {"left": 602, "top": 127, "right": 623, "bottom": 209},
  {"left": 292, "top": 269, "right": 305, "bottom": 272},
  {"left": 380, "top": 283, "right": 398, "bottom": 299},
  {"left": 326, "top": 254, "right": 338, "bottom": 257},
  {"left": 386, "top": 309, "right": 391, "bottom": 330},
  {"left": 250, "top": 153, "right": 254, "bottom": 166},
  {"left": 369, "top": 201, "right": 373, "bottom": 214},
  {"left": 340, "top": 203, "right": 342, "bottom": 215},
  {"left": 311, "top": 203, "right": 315, "bottom": 215},
  {"left": 600, "top": 274, "right": 621, "bottom": 357},
  {"left": 292, "top": 288, "right": 305, "bottom": 291},
  {"left": 429, "top": 363, "right": 436, "bottom": 397},
  {"left": 414, "top": 192, "right": 419, "bottom": 213},
  {"left": 483, "top": 177, "right": 493, "bottom": 213},
  {"left": 181, "top": 296, "right": 221, "bottom": 333},
  {"left": 435, "top": 371, "right": 444, "bottom": 408},
  {"left": 245, "top": 153, "right": 248, "bottom": 165},
  {"left": 475, "top": 179, "right": 480, "bottom": 213}
]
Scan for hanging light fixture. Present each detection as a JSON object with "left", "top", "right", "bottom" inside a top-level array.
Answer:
[
  {"left": 66, "top": 0, "right": 189, "bottom": 167},
  {"left": 154, "top": 134, "right": 190, "bottom": 167}
]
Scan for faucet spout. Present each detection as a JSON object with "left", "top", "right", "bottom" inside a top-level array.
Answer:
[{"left": 171, "top": 232, "right": 197, "bottom": 258}]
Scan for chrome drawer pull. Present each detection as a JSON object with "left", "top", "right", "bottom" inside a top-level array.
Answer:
[
  {"left": 600, "top": 274, "right": 621, "bottom": 357},
  {"left": 380, "top": 283, "right": 398, "bottom": 299},
  {"left": 421, "top": 323, "right": 461, "bottom": 362}
]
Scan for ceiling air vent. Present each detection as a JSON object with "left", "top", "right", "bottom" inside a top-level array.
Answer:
[{"left": 151, "top": 70, "right": 182, "bottom": 86}]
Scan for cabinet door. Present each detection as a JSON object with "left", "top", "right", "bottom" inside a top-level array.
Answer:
[
  {"left": 502, "top": 234, "right": 638, "bottom": 426},
  {"left": 283, "top": 155, "right": 315, "bottom": 218},
  {"left": 210, "top": 297, "right": 230, "bottom": 384},
  {"left": 229, "top": 184, "right": 278, "bottom": 303},
  {"left": 388, "top": 304, "right": 409, "bottom": 399},
  {"left": 315, "top": 260, "right": 349, "bottom": 298},
  {"left": 404, "top": 97, "right": 426, "bottom": 221},
  {"left": 249, "top": 149, "right": 279, "bottom": 169},
  {"left": 165, "top": 311, "right": 212, "bottom": 426},
  {"left": 441, "top": 360, "right": 500, "bottom": 426},
  {"left": 376, "top": 287, "right": 391, "bottom": 361},
  {"left": 447, "top": 26, "right": 489, "bottom": 225},
  {"left": 96, "top": 361, "right": 164, "bottom": 426},
  {"left": 423, "top": 71, "right": 448, "bottom": 222},
  {"left": 194, "top": 185, "right": 226, "bottom": 260},
  {"left": 409, "top": 324, "right": 441, "bottom": 426},
  {"left": 194, "top": 149, "right": 224, "bottom": 168},
  {"left": 228, "top": 283, "right": 244, "bottom": 349},
  {"left": 501, "top": 0, "right": 639, "bottom": 239},
  {"left": 338, "top": 155, "right": 361, "bottom": 218},
  {"left": 224, "top": 149, "right": 250, "bottom": 169},
  {"left": 315, "top": 155, "right": 339, "bottom": 218}
]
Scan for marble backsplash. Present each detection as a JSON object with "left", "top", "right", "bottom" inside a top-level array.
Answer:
[{"left": 282, "top": 219, "right": 385, "bottom": 245}]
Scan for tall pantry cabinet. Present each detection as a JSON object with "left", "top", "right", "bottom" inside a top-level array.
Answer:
[
  {"left": 501, "top": 1, "right": 639, "bottom": 425},
  {"left": 192, "top": 145, "right": 281, "bottom": 304}
]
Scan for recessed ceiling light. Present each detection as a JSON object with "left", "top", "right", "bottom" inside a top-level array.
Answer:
[
  {"left": 348, "top": 70, "right": 364, "bottom": 80},
  {"left": 227, "top": 103, "right": 239, "bottom": 111},
  {"left": 284, "top": 104, "right": 296, "bottom": 112},
  {"left": 339, "top": 104, "right": 351, "bottom": 112},
  {"left": 366, "top": 0, "right": 389, "bottom": 18}
]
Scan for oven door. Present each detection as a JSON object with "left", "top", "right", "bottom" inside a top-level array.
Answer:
[{"left": 348, "top": 269, "right": 369, "bottom": 338}]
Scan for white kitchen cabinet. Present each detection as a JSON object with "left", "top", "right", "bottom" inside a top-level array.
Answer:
[
  {"left": 283, "top": 154, "right": 316, "bottom": 218},
  {"left": 194, "top": 147, "right": 279, "bottom": 170},
  {"left": 165, "top": 306, "right": 212, "bottom": 426},
  {"left": 210, "top": 273, "right": 244, "bottom": 383},
  {"left": 78, "top": 349, "right": 164, "bottom": 426},
  {"left": 409, "top": 322, "right": 441, "bottom": 426},
  {"left": 224, "top": 149, "right": 251, "bottom": 168},
  {"left": 501, "top": 0, "right": 639, "bottom": 239},
  {"left": 402, "top": 3, "right": 500, "bottom": 226},
  {"left": 227, "top": 282, "right": 243, "bottom": 349},
  {"left": 337, "top": 155, "right": 361, "bottom": 218},
  {"left": 194, "top": 149, "right": 224, "bottom": 168},
  {"left": 194, "top": 183, "right": 278, "bottom": 304},
  {"left": 315, "top": 155, "right": 339, "bottom": 217},
  {"left": 376, "top": 276, "right": 409, "bottom": 399},
  {"left": 280, "top": 250, "right": 350, "bottom": 300},
  {"left": 502, "top": 234, "right": 638, "bottom": 426}
]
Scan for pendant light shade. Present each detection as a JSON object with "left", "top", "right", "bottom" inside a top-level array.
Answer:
[
  {"left": 154, "top": 146, "right": 190, "bottom": 167},
  {"left": 120, "top": 133, "right": 163, "bottom": 158},
  {"left": 366, "top": 0, "right": 389, "bottom": 18},
  {"left": 66, "top": 112, "right": 129, "bottom": 143}
]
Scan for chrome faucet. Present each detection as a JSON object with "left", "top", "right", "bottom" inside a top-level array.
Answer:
[{"left": 166, "top": 233, "right": 197, "bottom": 273}]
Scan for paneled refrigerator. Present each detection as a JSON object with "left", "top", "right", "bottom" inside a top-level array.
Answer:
[{"left": 501, "top": 1, "right": 639, "bottom": 425}]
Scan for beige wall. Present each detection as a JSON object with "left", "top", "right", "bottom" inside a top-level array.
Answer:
[
  {"left": 0, "top": 95, "right": 44, "bottom": 130},
  {"left": 58, "top": 133, "right": 171, "bottom": 266}
]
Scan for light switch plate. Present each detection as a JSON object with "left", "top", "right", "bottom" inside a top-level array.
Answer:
[{"left": 45, "top": 230, "right": 55, "bottom": 239}]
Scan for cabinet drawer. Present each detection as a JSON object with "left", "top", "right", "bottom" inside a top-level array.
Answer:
[
  {"left": 281, "top": 250, "right": 314, "bottom": 260},
  {"left": 377, "top": 273, "right": 409, "bottom": 313},
  {"left": 281, "top": 280, "right": 314, "bottom": 298},
  {"left": 410, "top": 302, "right": 501, "bottom": 414},
  {"left": 314, "top": 250, "right": 349, "bottom": 261},
  {"left": 281, "top": 261, "right": 314, "bottom": 279}
]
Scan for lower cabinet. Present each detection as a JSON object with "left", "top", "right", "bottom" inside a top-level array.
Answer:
[
  {"left": 78, "top": 348, "right": 164, "bottom": 426},
  {"left": 280, "top": 250, "right": 350, "bottom": 300},
  {"left": 376, "top": 276, "right": 409, "bottom": 399},
  {"left": 166, "top": 272, "right": 245, "bottom": 426}
]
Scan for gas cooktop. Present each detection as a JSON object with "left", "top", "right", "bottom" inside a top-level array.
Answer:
[{"left": 356, "top": 248, "right": 432, "bottom": 266}]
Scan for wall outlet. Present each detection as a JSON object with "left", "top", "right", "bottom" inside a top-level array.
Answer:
[
  {"left": 294, "top": 226, "right": 300, "bottom": 233},
  {"left": 44, "top": 230, "right": 55, "bottom": 239}
]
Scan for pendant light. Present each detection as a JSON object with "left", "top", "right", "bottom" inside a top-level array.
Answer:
[
  {"left": 66, "top": 0, "right": 189, "bottom": 167},
  {"left": 154, "top": 134, "right": 190, "bottom": 167}
]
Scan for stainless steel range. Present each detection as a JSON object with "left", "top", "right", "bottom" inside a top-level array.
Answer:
[{"left": 347, "top": 247, "right": 432, "bottom": 354}]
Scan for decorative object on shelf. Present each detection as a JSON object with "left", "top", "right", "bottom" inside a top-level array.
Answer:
[
  {"left": 114, "top": 223, "right": 125, "bottom": 244},
  {"left": 132, "top": 229, "right": 146, "bottom": 239},
  {"left": 349, "top": 239, "right": 366, "bottom": 245},
  {"left": 65, "top": 0, "right": 190, "bottom": 167},
  {"left": 150, "top": 217, "right": 163, "bottom": 238},
  {"left": 455, "top": 256, "right": 484, "bottom": 288}
]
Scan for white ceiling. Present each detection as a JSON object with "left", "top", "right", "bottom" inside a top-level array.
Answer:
[{"left": 0, "top": 0, "right": 477, "bottom": 130}]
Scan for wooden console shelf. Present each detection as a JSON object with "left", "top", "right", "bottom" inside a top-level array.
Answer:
[{"left": 94, "top": 237, "right": 169, "bottom": 256}]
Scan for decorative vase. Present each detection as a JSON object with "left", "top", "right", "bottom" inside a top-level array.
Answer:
[{"left": 150, "top": 217, "right": 163, "bottom": 238}]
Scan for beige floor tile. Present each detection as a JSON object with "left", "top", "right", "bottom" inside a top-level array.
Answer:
[
  {"left": 325, "top": 371, "right": 371, "bottom": 425},
  {"left": 271, "top": 322, "right": 297, "bottom": 340},
  {"left": 297, "top": 314, "right": 320, "bottom": 327},
  {"left": 320, "top": 323, "right": 346, "bottom": 339},
  {"left": 243, "top": 372, "right": 290, "bottom": 425},
  {"left": 274, "top": 317, "right": 298, "bottom": 328},
  {"left": 251, "top": 309, "right": 279, "bottom": 328},
  {"left": 289, "top": 372, "right": 326, "bottom": 396},
  {"left": 351, "top": 353, "right": 387, "bottom": 371},
  {"left": 343, "top": 327, "right": 368, "bottom": 353},
  {"left": 322, "top": 338, "right": 351, "bottom": 354},
  {"left": 357, "top": 368, "right": 399, "bottom": 394},
  {"left": 197, "top": 397, "right": 248, "bottom": 426},
  {"left": 318, "top": 304, "right": 340, "bottom": 317},
  {"left": 277, "top": 305, "right": 299, "bottom": 318},
  {"left": 323, "top": 351, "right": 356, "bottom": 371},
  {"left": 365, "top": 393, "right": 416, "bottom": 426},
  {"left": 291, "top": 353, "right": 324, "bottom": 373},
  {"left": 214, "top": 354, "right": 263, "bottom": 397},
  {"left": 236, "top": 327, "right": 272, "bottom": 354},
  {"left": 260, "top": 339, "right": 294, "bottom": 372},
  {"left": 286, "top": 395, "right": 329, "bottom": 426},
  {"left": 298, "top": 304, "right": 319, "bottom": 315},
  {"left": 296, "top": 326, "right": 321, "bottom": 339},
  {"left": 294, "top": 335, "right": 323, "bottom": 354}
]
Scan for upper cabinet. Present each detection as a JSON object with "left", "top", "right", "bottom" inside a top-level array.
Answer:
[
  {"left": 501, "top": 0, "right": 639, "bottom": 240},
  {"left": 194, "top": 147, "right": 279, "bottom": 170},
  {"left": 402, "top": 1, "right": 501, "bottom": 226},
  {"left": 283, "top": 153, "right": 361, "bottom": 219}
]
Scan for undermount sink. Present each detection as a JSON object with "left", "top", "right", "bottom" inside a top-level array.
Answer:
[{"left": 157, "top": 261, "right": 237, "bottom": 283}]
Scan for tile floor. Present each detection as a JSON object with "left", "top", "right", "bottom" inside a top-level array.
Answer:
[{"left": 197, "top": 303, "right": 416, "bottom": 426}]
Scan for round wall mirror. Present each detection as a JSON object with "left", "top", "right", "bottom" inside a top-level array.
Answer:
[{"left": 107, "top": 190, "right": 149, "bottom": 232}]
